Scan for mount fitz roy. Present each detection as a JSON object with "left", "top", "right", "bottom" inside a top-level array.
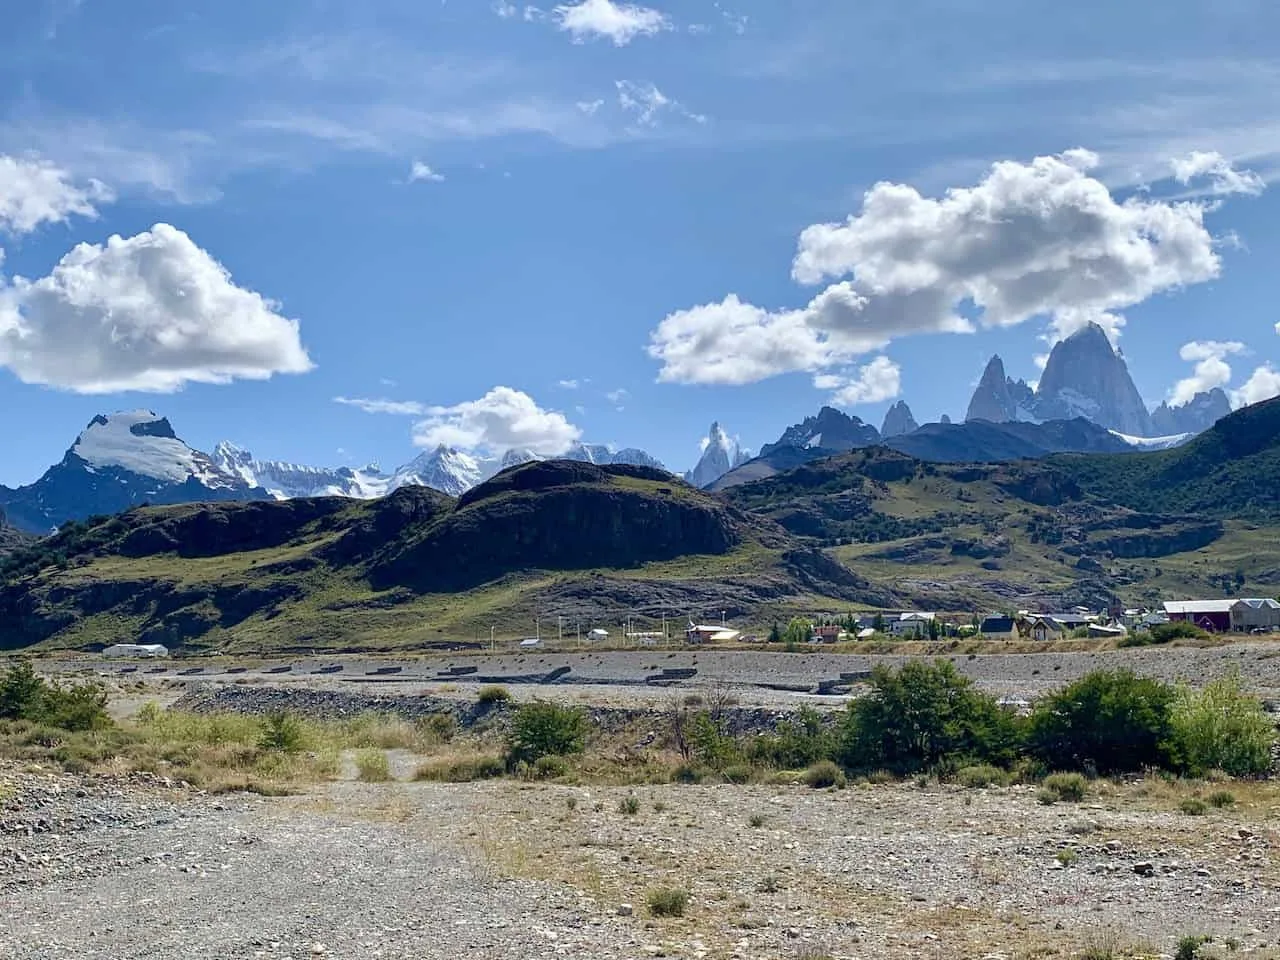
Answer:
[
  {"left": 963, "top": 321, "right": 1229, "bottom": 438},
  {"left": 684, "top": 423, "right": 750, "bottom": 489}
]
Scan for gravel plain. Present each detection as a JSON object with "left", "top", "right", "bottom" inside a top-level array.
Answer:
[{"left": 4, "top": 762, "right": 1280, "bottom": 959}]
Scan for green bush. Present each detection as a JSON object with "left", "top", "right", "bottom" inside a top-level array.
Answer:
[
  {"left": 1207, "top": 789, "right": 1236, "bottom": 808},
  {"left": 670, "top": 763, "right": 707, "bottom": 784},
  {"left": 258, "top": 711, "right": 306, "bottom": 752},
  {"left": 618, "top": 793, "right": 640, "bottom": 815},
  {"left": 415, "top": 754, "right": 505, "bottom": 782},
  {"left": 0, "top": 661, "right": 111, "bottom": 732},
  {"left": 1169, "top": 673, "right": 1276, "bottom": 777},
  {"left": 646, "top": 886, "right": 689, "bottom": 917},
  {"left": 1028, "top": 670, "right": 1175, "bottom": 773},
  {"left": 477, "top": 685, "right": 511, "bottom": 705},
  {"left": 531, "top": 754, "right": 570, "bottom": 780},
  {"left": 1041, "top": 772, "right": 1088, "bottom": 802},
  {"left": 1175, "top": 934, "right": 1212, "bottom": 960},
  {"left": 1179, "top": 797, "right": 1209, "bottom": 816},
  {"left": 747, "top": 707, "right": 836, "bottom": 769},
  {"left": 721, "top": 763, "right": 753, "bottom": 784},
  {"left": 955, "top": 764, "right": 1010, "bottom": 788},
  {"left": 355, "top": 749, "right": 391, "bottom": 782},
  {"left": 839, "top": 660, "right": 1021, "bottom": 774},
  {"left": 802, "top": 759, "right": 845, "bottom": 789},
  {"left": 505, "top": 701, "right": 587, "bottom": 766}
]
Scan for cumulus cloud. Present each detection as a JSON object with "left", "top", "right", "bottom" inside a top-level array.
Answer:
[
  {"left": 1169, "top": 340, "right": 1245, "bottom": 406},
  {"left": 650, "top": 149, "right": 1233, "bottom": 386},
  {"left": 0, "top": 154, "right": 112, "bottom": 235},
  {"left": 334, "top": 396, "right": 429, "bottom": 415},
  {"left": 411, "top": 386, "right": 581, "bottom": 454},
  {"left": 553, "top": 0, "right": 668, "bottom": 45},
  {"left": 1171, "top": 151, "right": 1264, "bottom": 197},
  {"left": 408, "top": 160, "right": 444, "bottom": 183},
  {"left": 816, "top": 356, "right": 902, "bottom": 406},
  {"left": 0, "top": 224, "right": 312, "bottom": 393},
  {"left": 1232, "top": 365, "right": 1280, "bottom": 408}
]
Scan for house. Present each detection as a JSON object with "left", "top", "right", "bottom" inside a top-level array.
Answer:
[
  {"left": 978, "top": 615, "right": 1018, "bottom": 640},
  {"left": 1231, "top": 599, "right": 1280, "bottom": 632},
  {"left": 587, "top": 628, "right": 610, "bottom": 642},
  {"left": 891, "top": 612, "right": 936, "bottom": 638},
  {"left": 103, "top": 643, "right": 169, "bottom": 658},
  {"left": 1088, "top": 623, "right": 1128, "bottom": 639},
  {"left": 813, "top": 624, "right": 842, "bottom": 643},
  {"left": 1028, "top": 617, "right": 1063, "bottom": 642},
  {"left": 1164, "top": 600, "right": 1234, "bottom": 633},
  {"left": 686, "top": 624, "right": 740, "bottom": 644}
]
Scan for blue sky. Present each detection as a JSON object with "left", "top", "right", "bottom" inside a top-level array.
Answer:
[{"left": 2, "top": 0, "right": 1279, "bottom": 485}]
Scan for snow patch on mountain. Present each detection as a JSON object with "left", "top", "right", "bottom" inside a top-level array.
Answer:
[
  {"left": 74, "top": 411, "right": 230, "bottom": 487},
  {"left": 1109, "top": 430, "right": 1192, "bottom": 451},
  {"left": 212, "top": 443, "right": 389, "bottom": 500}
]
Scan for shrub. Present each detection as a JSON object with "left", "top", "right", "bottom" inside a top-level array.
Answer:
[
  {"left": 1207, "top": 789, "right": 1236, "bottom": 808},
  {"left": 839, "top": 660, "right": 1021, "bottom": 774},
  {"left": 258, "top": 711, "right": 306, "bottom": 752},
  {"left": 506, "top": 701, "right": 587, "bottom": 766},
  {"left": 955, "top": 764, "right": 1010, "bottom": 788},
  {"left": 1040, "top": 772, "right": 1088, "bottom": 802},
  {"left": 803, "top": 759, "right": 845, "bottom": 789},
  {"left": 618, "top": 793, "right": 640, "bottom": 815},
  {"left": 748, "top": 813, "right": 766, "bottom": 828},
  {"left": 670, "top": 763, "right": 706, "bottom": 784},
  {"left": 355, "top": 749, "right": 391, "bottom": 782},
  {"left": 414, "top": 754, "right": 505, "bottom": 782},
  {"left": 532, "top": 754, "right": 570, "bottom": 780},
  {"left": 748, "top": 707, "right": 836, "bottom": 769},
  {"left": 1175, "top": 935, "right": 1212, "bottom": 960},
  {"left": 477, "top": 686, "right": 511, "bottom": 706},
  {"left": 721, "top": 763, "right": 753, "bottom": 784},
  {"left": 0, "top": 661, "right": 111, "bottom": 732},
  {"left": 1028, "top": 670, "right": 1175, "bottom": 773},
  {"left": 1169, "top": 673, "right": 1276, "bottom": 777},
  {"left": 1055, "top": 848, "right": 1078, "bottom": 867},
  {"left": 1179, "top": 797, "right": 1208, "bottom": 816},
  {"left": 418, "top": 712, "right": 458, "bottom": 744},
  {"left": 646, "top": 886, "right": 689, "bottom": 917}
]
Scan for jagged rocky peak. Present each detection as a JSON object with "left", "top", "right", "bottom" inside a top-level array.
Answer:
[
  {"left": 1034, "top": 322, "right": 1153, "bottom": 436},
  {"left": 940, "top": 414, "right": 952, "bottom": 425},
  {"left": 686, "top": 422, "right": 744, "bottom": 489},
  {"left": 1150, "top": 387, "right": 1232, "bottom": 437},
  {"left": 880, "top": 401, "right": 919, "bottom": 439},
  {"left": 965, "top": 356, "right": 1034, "bottom": 423},
  {"left": 760, "top": 405, "right": 881, "bottom": 458}
]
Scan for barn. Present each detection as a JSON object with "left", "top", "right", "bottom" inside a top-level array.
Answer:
[{"left": 1163, "top": 601, "right": 1233, "bottom": 633}]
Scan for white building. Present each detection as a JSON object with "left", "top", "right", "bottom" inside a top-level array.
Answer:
[
  {"left": 103, "top": 643, "right": 169, "bottom": 658},
  {"left": 891, "top": 612, "right": 936, "bottom": 639},
  {"left": 587, "top": 628, "right": 610, "bottom": 642}
]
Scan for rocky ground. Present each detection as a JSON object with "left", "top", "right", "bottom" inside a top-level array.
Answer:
[{"left": 3, "top": 760, "right": 1280, "bottom": 959}]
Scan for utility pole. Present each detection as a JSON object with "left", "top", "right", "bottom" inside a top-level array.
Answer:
[
  {"left": 490, "top": 625, "right": 495, "bottom": 651},
  {"left": 558, "top": 615, "right": 563, "bottom": 643},
  {"left": 535, "top": 617, "right": 540, "bottom": 642}
]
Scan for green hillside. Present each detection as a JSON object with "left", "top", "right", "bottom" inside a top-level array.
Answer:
[{"left": 0, "top": 461, "right": 885, "bottom": 653}]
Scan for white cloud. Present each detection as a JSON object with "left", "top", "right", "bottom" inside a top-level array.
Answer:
[
  {"left": 651, "top": 149, "right": 1234, "bottom": 385},
  {"left": 493, "top": 1, "right": 519, "bottom": 17},
  {"left": 334, "top": 396, "right": 429, "bottom": 415},
  {"left": 408, "top": 160, "right": 444, "bottom": 183},
  {"left": 817, "top": 356, "right": 901, "bottom": 406},
  {"left": 0, "top": 154, "right": 112, "bottom": 235},
  {"left": 1171, "top": 150, "right": 1265, "bottom": 196},
  {"left": 1169, "top": 340, "right": 1244, "bottom": 405},
  {"left": 605, "top": 387, "right": 628, "bottom": 404},
  {"left": 1231, "top": 365, "right": 1280, "bottom": 408},
  {"left": 576, "top": 99, "right": 605, "bottom": 116},
  {"left": 0, "top": 224, "right": 312, "bottom": 393},
  {"left": 553, "top": 0, "right": 668, "bottom": 45},
  {"left": 411, "top": 386, "right": 581, "bottom": 454},
  {"left": 557, "top": 379, "right": 580, "bottom": 389},
  {"left": 615, "top": 81, "right": 705, "bottom": 127}
]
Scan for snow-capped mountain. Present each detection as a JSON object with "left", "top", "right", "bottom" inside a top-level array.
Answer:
[
  {"left": 1109, "top": 431, "right": 1192, "bottom": 452},
  {"left": 1149, "top": 388, "right": 1232, "bottom": 437},
  {"left": 759, "top": 406, "right": 881, "bottom": 458},
  {"left": 880, "top": 401, "right": 920, "bottom": 439},
  {"left": 391, "top": 446, "right": 487, "bottom": 498},
  {"left": 685, "top": 422, "right": 749, "bottom": 489},
  {"left": 966, "top": 323, "right": 1155, "bottom": 436},
  {"left": 0, "top": 411, "right": 266, "bottom": 534},
  {"left": 212, "top": 443, "right": 388, "bottom": 500}
]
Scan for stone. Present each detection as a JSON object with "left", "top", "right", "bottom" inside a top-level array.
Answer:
[
  {"left": 1133, "top": 862, "right": 1155, "bottom": 877},
  {"left": 617, "top": 904, "right": 633, "bottom": 917}
]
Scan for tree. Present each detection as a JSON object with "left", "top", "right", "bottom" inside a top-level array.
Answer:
[
  {"left": 1028, "top": 670, "right": 1175, "bottom": 773},
  {"left": 783, "top": 618, "right": 813, "bottom": 646},
  {"left": 927, "top": 617, "right": 941, "bottom": 641},
  {"left": 872, "top": 612, "right": 887, "bottom": 634},
  {"left": 767, "top": 622, "right": 782, "bottom": 644},
  {"left": 839, "top": 660, "right": 1020, "bottom": 773},
  {"left": 0, "top": 660, "right": 44, "bottom": 720},
  {"left": 506, "top": 701, "right": 587, "bottom": 766},
  {"left": 1169, "top": 672, "right": 1276, "bottom": 777}
]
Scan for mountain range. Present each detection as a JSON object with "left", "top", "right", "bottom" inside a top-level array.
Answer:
[{"left": 3, "top": 396, "right": 1277, "bottom": 652}]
